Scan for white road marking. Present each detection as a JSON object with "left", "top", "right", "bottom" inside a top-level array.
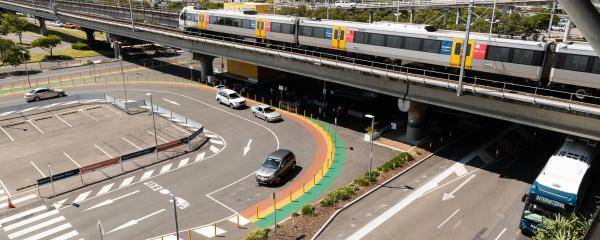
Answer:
[
  {"left": 0, "top": 194, "right": 37, "bottom": 208},
  {"left": 494, "top": 228, "right": 507, "bottom": 240},
  {"left": 437, "top": 209, "right": 461, "bottom": 229},
  {"left": 84, "top": 190, "right": 139, "bottom": 212},
  {"left": 105, "top": 105, "right": 124, "bottom": 116},
  {"left": 52, "top": 199, "right": 68, "bottom": 209},
  {"left": 20, "top": 106, "right": 39, "bottom": 112},
  {"left": 8, "top": 216, "right": 65, "bottom": 239},
  {"left": 0, "top": 111, "right": 15, "bottom": 116},
  {"left": 140, "top": 170, "right": 155, "bottom": 180},
  {"left": 106, "top": 209, "right": 165, "bottom": 234},
  {"left": 119, "top": 176, "right": 135, "bottom": 188},
  {"left": 80, "top": 109, "right": 99, "bottom": 121},
  {"left": 122, "top": 137, "right": 142, "bottom": 150},
  {"left": 210, "top": 139, "right": 224, "bottom": 145},
  {"left": 0, "top": 179, "right": 11, "bottom": 197},
  {"left": 3, "top": 209, "right": 60, "bottom": 231},
  {"left": 227, "top": 215, "right": 250, "bottom": 226},
  {"left": 50, "top": 230, "right": 79, "bottom": 240},
  {"left": 170, "top": 124, "right": 190, "bottom": 134},
  {"left": 162, "top": 98, "right": 180, "bottom": 106},
  {"left": 194, "top": 225, "right": 226, "bottom": 238},
  {"left": 195, "top": 152, "right": 205, "bottom": 162},
  {"left": 95, "top": 144, "right": 113, "bottom": 158},
  {"left": 27, "top": 120, "right": 44, "bottom": 134},
  {"left": 147, "top": 130, "right": 168, "bottom": 143},
  {"left": 54, "top": 114, "right": 72, "bottom": 127},
  {"left": 204, "top": 133, "right": 217, "bottom": 138},
  {"left": 63, "top": 152, "right": 81, "bottom": 168},
  {"left": 442, "top": 174, "right": 476, "bottom": 201},
  {"left": 0, "top": 205, "right": 47, "bottom": 225},
  {"left": 159, "top": 163, "right": 172, "bottom": 174},
  {"left": 73, "top": 191, "right": 92, "bottom": 203},
  {"left": 30, "top": 161, "right": 46, "bottom": 177},
  {"left": 97, "top": 183, "right": 115, "bottom": 196},
  {"left": 454, "top": 164, "right": 468, "bottom": 177},
  {"left": 21, "top": 223, "right": 72, "bottom": 240},
  {"left": 209, "top": 145, "right": 219, "bottom": 154},
  {"left": 177, "top": 158, "right": 189, "bottom": 168},
  {"left": 243, "top": 139, "right": 252, "bottom": 156},
  {"left": 0, "top": 126, "right": 14, "bottom": 142},
  {"left": 206, "top": 172, "right": 255, "bottom": 197}
]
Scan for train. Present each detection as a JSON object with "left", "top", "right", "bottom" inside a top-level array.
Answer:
[{"left": 178, "top": 7, "right": 600, "bottom": 96}]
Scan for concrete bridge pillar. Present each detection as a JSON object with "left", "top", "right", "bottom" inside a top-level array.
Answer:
[
  {"left": 82, "top": 28, "right": 95, "bottom": 47},
  {"left": 406, "top": 101, "right": 427, "bottom": 142},
  {"left": 36, "top": 17, "right": 47, "bottom": 36},
  {"left": 193, "top": 53, "right": 215, "bottom": 83},
  {"left": 113, "top": 41, "right": 122, "bottom": 59}
]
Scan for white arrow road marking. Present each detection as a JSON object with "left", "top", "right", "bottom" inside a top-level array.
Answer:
[
  {"left": 106, "top": 209, "right": 165, "bottom": 234},
  {"left": 442, "top": 174, "right": 476, "bottom": 201},
  {"left": 84, "top": 190, "right": 140, "bottom": 212},
  {"left": 195, "top": 152, "right": 205, "bottom": 162},
  {"left": 243, "top": 139, "right": 252, "bottom": 156},
  {"left": 162, "top": 98, "right": 180, "bottom": 106}
]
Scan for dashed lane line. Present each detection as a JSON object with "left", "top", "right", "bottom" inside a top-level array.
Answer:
[
  {"left": 437, "top": 209, "right": 460, "bottom": 229},
  {"left": 494, "top": 228, "right": 507, "bottom": 240}
]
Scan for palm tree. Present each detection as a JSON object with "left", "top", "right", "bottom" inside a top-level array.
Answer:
[{"left": 532, "top": 213, "right": 592, "bottom": 240}]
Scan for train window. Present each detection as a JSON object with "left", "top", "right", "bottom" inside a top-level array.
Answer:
[
  {"left": 299, "top": 26, "right": 312, "bottom": 36},
  {"left": 193, "top": 14, "right": 198, "bottom": 22},
  {"left": 562, "top": 54, "right": 589, "bottom": 72},
  {"left": 339, "top": 30, "right": 345, "bottom": 40},
  {"left": 486, "top": 46, "right": 510, "bottom": 62},
  {"left": 511, "top": 49, "right": 535, "bottom": 65},
  {"left": 272, "top": 22, "right": 282, "bottom": 33},
  {"left": 368, "top": 33, "right": 385, "bottom": 46},
  {"left": 313, "top": 27, "right": 326, "bottom": 38},
  {"left": 242, "top": 19, "right": 252, "bottom": 29},
  {"left": 281, "top": 24, "right": 294, "bottom": 34},
  {"left": 354, "top": 32, "right": 366, "bottom": 44},
  {"left": 210, "top": 16, "right": 218, "bottom": 24},
  {"left": 217, "top": 17, "right": 225, "bottom": 25},
  {"left": 386, "top": 35, "right": 403, "bottom": 48},
  {"left": 233, "top": 18, "right": 242, "bottom": 28},
  {"left": 225, "top": 18, "right": 234, "bottom": 26},
  {"left": 404, "top": 37, "right": 421, "bottom": 51},
  {"left": 422, "top": 39, "right": 440, "bottom": 53},
  {"left": 592, "top": 57, "right": 600, "bottom": 74}
]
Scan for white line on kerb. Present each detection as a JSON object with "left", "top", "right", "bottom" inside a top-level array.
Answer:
[
  {"left": 27, "top": 120, "right": 45, "bottom": 134},
  {"left": 122, "top": 137, "right": 142, "bottom": 150},
  {"left": 54, "top": 114, "right": 72, "bottom": 127},
  {"left": 0, "top": 126, "right": 14, "bottom": 142},
  {"left": 94, "top": 144, "right": 113, "bottom": 158},
  {"left": 30, "top": 161, "right": 46, "bottom": 177},
  {"left": 64, "top": 152, "right": 81, "bottom": 168},
  {"left": 494, "top": 228, "right": 507, "bottom": 240},
  {"left": 437, "top": 209, "right": 460, "bottom": 229}
]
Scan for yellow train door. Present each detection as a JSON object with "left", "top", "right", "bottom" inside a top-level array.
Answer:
[
  {"left": 331, "top": 27, "right": 347, "bottom": 50},
  {"left": 198, "top": 11, "right": 206, "bottom": 30},
  {"left": 450, "top": 39, "right": 475, "bottom": 68},
  {"left": 255, "top": 18, "right": 266, "bottom": 39}
]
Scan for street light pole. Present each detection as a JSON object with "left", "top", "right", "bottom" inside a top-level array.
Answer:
[
  {"left": 457, "top": 0, "right": 474, "bottom": 96},
  {"left": 489, "top": 0, "right": 497, "bottom": 35},
  {"left": 364, "top": 114, "right": 374, "bottom": 181},
  {"left": 546, "top": 0, "right": 557, "bottom": 39},
  {"left": 20, "top": 50, "right": 31, "bottom": 89},
  {"left": 120, "top": 59, "right": 129, "bottom": 113},
  {"left": 147, "top": 93, "right": 159, "bottom": 158},
  {"left": 128, "top": 0, "right": 136, "bottom": 31},
  {"left": 172, "top": 195, "right": 180, "bottom": 240}
]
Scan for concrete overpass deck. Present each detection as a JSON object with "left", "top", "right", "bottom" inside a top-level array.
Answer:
[{"left": 1, "top": 0, "right": 599, "bottom": 141}]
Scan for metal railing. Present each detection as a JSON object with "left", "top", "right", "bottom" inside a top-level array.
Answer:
[{"left": 276, "top": 0, "right": 547, "bottom": 9}]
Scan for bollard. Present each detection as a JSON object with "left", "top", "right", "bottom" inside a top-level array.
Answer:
[
  {"left": 322, "top": 165, "right": 324, "bottom": 177},
  {"left": 262, "top": 97, "right": 264, "bottom": 103},
  {"left": 303, "top": 182, "right": 305, "bottom": 193},
  {"left": 214, "top": 223, "right": 217, "bottom": 237},
  {"left": 237, "top": 214, "right": 240, "bottom": 228},
  {"left": 161, "top": 235, "right": 164, "bottom": 240},
  {"left": 310, "top": 113, "right": 313, "bottom": 119},
  {"left": 188, "top": 229, "right": 192, "bottom": 240},
  {"left": 313, "top": 173, "right": 316, "bottom": 185},
  {"left": 256, "top": 204, "right": 259, "bottom": 219},
  {"left": 303, "top": 110, "right": 306, "bottom": 117}
]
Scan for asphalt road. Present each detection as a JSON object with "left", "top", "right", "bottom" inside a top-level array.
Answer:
[
  {"left": 0, "top": 82, "right": 318, "bottom": 240},
  {"left": 317, "top": 124, "right": 559, "bottom": 240}
]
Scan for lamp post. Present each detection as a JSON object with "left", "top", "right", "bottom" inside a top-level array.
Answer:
[
  {"left": 364, "top": 114, "right": 374, "bottom": 181},
  {"left": 546, "top": 0, "right": 557, "bottom": 39},
  {"left": 457, "top": 0, "right": 474, "bottom": 96},
  {"left": 147, "top": 93, "right": 159, "bottom": 158},
  {"left": 172, "top": 195, "right": 180, "bottom": 240},
  {"left": 20, "top": 50, "right": 31, "bottom": 89},
  {"left": 128, "top": 0, "right": 135, "bottom": 31},
  {"left": 489, "top": 0, "right": 497, "bottom": 35},
  {"left": 120, "top": 59, "right": 129, "bottom": 113}
]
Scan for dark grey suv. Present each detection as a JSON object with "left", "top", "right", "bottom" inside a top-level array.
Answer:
[{"left": 256, "top": 149, "right": 296, "bottom": 185}]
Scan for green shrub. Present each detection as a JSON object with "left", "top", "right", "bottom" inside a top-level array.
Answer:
[
  {"left": 291, "top": 212, "right": 299, "bottom": 217},
  {"left": 362, "top": 170, "right": 380, "bottom": 182},
  {"left": 353, "top": 176, "right": 371, "bottom": 187},
  {"left": 319, "top": 196, "right": 334, "bottom": 207},
  {"left": 301, "top": 204, "right": 316, "bottom": 216},
  {"left": 244, "top": 228, "right": 271, "bottom": 240},
  {"left": 71, "top": 42, "right": 89, "bottom": 50}
]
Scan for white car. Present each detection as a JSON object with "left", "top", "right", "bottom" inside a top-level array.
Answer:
[
  {"left": 251, "top": 104, "right": 282, "bottom": 122},
  {"left": 334, "top": 0, "right": 356, "bottom": 8},
  {"left": 24, "top": 88, "right": 66, "bottom": 102},
  {"left": 216, "top": 87, "right": 246, "bottom": 109}
]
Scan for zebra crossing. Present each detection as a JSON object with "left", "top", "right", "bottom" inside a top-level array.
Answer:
[
  {"left": 0, "top": 205, "right": 81, "bottom": 240},
  {"left": 0, "top": 191, "right": 37, "bottom": 210}
]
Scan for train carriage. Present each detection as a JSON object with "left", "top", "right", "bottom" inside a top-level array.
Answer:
[{"left": 551, "top": 42, "right": 600, "bottom": 93}]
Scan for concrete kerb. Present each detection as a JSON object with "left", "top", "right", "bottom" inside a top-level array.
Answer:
[{"left": 310, "top": 130, "right": 473, "bottom": 240}]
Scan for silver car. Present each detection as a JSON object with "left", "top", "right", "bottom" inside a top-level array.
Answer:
[
  {"left": 251, "top": 104, "right": 282, "bottom": 122},
  {"left": 24, "top": 88, "right": 66, "bottom": 102},
  {"left": 256, "top": 149, "right": 296, "bottom": 185}
]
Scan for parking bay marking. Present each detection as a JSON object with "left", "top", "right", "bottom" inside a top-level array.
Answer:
[
  {"left": 121, "top": 137, "right": 142, "bottom": 150},
  {"left": 147, "top": 131, "right": 168, "bottom": 143},
  {"left": 95, "top": 144, "right": 113, "bottom": 158},
  {"left": 63, "top": 152, "right": 81, "bottom": 168},
  {"left": 80, "top": 109, "right": 99, "bottom": 122},
  {"left": 30, "top": 161, "right": 46, "bottom": 177},
  {"left": 26, "top": 120, "right": 44, "bottom": 134},
  {"left": 0, "top": 126, "right": 14, "bottom": 142},
  {"left": 54, "top": 114, "right": 72, "bottom": 128}
]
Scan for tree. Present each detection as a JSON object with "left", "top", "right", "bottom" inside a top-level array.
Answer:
[
  {"left": 0, "top": 14, "right": 30, "bottom": 44},
  {"left": 532, "top": 214, "right": 591, "bottom": 240},
  {"left": 0, "top": 38, "right": 29, "bottom": 67},
  {"left": 31, "top": 35, "right": 61, "bottom": 57}
]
